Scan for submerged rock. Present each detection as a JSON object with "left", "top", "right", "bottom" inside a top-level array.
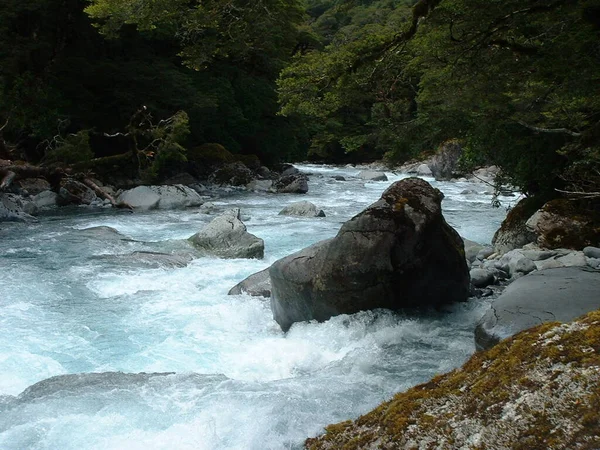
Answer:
[
  {"left": 189, "top": 208, "right": 264, "bottom": 259},
  {"left": 228, "top": 267, "right": 271, "bottom": 298},
  {"left": 475, "top": 267, "right": 600, "bottom": 351},
  {"left": 307, "top": 310, "right": 600, "bottom": 450},
  {"left": 270, "top": 178, "right": 470, "bottom": 332},
  {"left": 73, "top": 226, "right": 131, "bottom": 241},
  {"left": 278, "top": 201, "right": 325, "bottom": 218}
]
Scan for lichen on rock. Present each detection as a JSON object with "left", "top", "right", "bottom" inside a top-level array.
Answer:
[{"left": 306, "top": 310, "right": 600, "bottom": 450}]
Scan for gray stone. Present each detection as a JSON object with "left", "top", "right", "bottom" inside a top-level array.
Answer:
[
  {"left": 333, "top": 176, "right": 346, "bottom": 181},
  {"left": 475, "top": 267, "right": 600, "bottom": 351},
  {"left": 281, "top": 166, "right": 300, "bottom": 177},
  {"left": 587, "top": 257, "right": 600, "bottom": 269},
  {"left": 556, "top": 251, "right": 587, "bottom": 268},
  {"left": 152, "top": 185, "right": 203, "bottom": 209},
  {"left": 117, "top": 186, "right": 160, "bottom": 210},
  {"left": 189, "top": 208, "right": 264, "bottom": 259},
  {"left": 463, "top": 239, "right": 484, "bottom": 263},
  {"left": 470, "top": 268, "right": 495, "bottom": 288},
  {"left": 583, "top": 246, "right": 600, "bottom": 259},
  {"left": 416, "top": 164, "right": 432, "bottom": 176},
  {"left": 429, "top": 141, "right": 463, "bottom": 180},
  {"left": 509, "top": 256, "right": 536, "bottom": 275},
  {"left": 521, "top": 249, "right": 557, "bottom": 261},
  {"left": 278, "top": 201, "right": 325, "bottom": 218},
  {"left": 534, "top": 258, "right": 565, "bottom": 271},
  {"left": 199, "top": 202, "right": 217, "bottom": 214},
  {"left": 270, "top": 178, "right": 470, "bottom": 332},
  {"left": 228, "top": 268, "right": 271, "bottom": 298},
  {"left": 0, "top": 193, "right": 36, "bottom": 222},
  {"left": 117, "top": 185, "right": 202, "bottom": 210},
  {"left": 274, "top": 174, "right": 309, "bottom": 194},
  {"left": 476, "top": 247, "right": 495, "bottom": 261},
  {"left": 246, "top": 179, "right": 273, "bottom": 192},
  {"left": 357, "top": 170, "right": 388, "bottom": 182},
  {"left": 492, "top": 199, "right": 538, "bottom": 254},
  {"left": 32, "top": 190, "right": 58, "bottom": 209}
]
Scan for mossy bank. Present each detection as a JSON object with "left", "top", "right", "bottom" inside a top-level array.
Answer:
[{"left": 306, "top": 310, "right": 600, "bottom": 449}]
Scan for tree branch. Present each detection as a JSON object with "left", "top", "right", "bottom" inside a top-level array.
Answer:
[{"left": 516, "top": 120, "right": 581, "bottom": 137}]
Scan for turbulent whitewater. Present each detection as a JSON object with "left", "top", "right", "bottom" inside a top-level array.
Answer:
[{"left": 0, "top": 165, "right": 511, "bottom": 449}]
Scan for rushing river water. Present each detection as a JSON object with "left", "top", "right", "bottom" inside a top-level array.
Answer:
[{"left": 0, "top": 165, "right": 511, "bottom": 449}]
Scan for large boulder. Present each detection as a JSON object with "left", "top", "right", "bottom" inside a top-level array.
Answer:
[
  {"left": 278, "top": 201, "right": 325, "bottom": 218},
  {"left": 228, "top": 268, "right": 271, "bottom": 297},
  {"left": 306, "top": 310, "right": 600, "bottom": 450},
  {"left": 209, "top": 161, "right": 255, "bottom": 187},
  {"left": 117, "top": 185, "right": 202, "bottom": 210},
  {"left": 357, "top": 170, "right": 388, "bottom": 182},
  {"left": 189, "top": 208, "right": 264, "bottom": 259},
  {"left": 492, "top": 197, "right": 539, "bottom": 254},
  {"left": 475, "top": 267, "right": 600, "bottom": 351},
  {"left": 274, "top": 174, "right": 309, "bottom": 194},
  {"left": 526, "top": 198, "right": 600, "bottom": 249},
  {"left": 32, "top": 190, "right": 58, "bottom": 209},
  {"left": 270, "top": 178, "right": 470, "bottom": 331},
  {"left": 0, "top": 193, "right": 36, "bottom": 222},
  {"left": 429, "top": 140, "right": 463, "bottom": 180}
]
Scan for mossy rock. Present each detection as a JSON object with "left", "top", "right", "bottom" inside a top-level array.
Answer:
[
  {"left": 187, "top": 143, "right": 234, "bottom": 174},
  {"left": 492, "top": 196, "right": 544, "bottom": 254},
  {"left": 234, "top": 154, "right": 262, "bottom": 171},
  {"left": 527, "top": 198, "right": 600, "bottom": 249},
  {"left": 306, "top": 310, "right": 600, "bottom": 449}
]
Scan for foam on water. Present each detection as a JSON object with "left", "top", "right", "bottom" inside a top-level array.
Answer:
[{"left": 0, "top": 165, "right": 509, "bottom": 449}]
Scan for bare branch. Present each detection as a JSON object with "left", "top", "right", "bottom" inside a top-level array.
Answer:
[
  {"left": 555, "top": 188, "right": 600, "bottom": 199},
  {"left": 516, "top": 120, "right": 581, "bottom": 137}
]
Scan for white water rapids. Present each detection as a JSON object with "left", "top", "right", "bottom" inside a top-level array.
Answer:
[{"left": 0, "top": 165, "right": 512, "bottom": 449}]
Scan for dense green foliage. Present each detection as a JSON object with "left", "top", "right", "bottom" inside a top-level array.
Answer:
[
  {"left": 280, "top": 0, "right": 600, "bottom": 196},
  {"left": 1, "top": 0, "right": 598, "bottom": 197},
  {"left": 0, "top": 0, "right": 307, "bottom": 167}
]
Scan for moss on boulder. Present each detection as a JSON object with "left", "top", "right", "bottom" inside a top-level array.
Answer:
[
  {"left": 306, "top": 310, "right": 600, "bottom": 449},
  {"left": 526, "top": 198, "right": 600, "bottom": 249}
]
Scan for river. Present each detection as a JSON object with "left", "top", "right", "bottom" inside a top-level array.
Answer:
[{"left": 0, "top": 165, "right": 511, "bottom": 449}]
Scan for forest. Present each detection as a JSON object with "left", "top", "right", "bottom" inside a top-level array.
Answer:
[{"left": 1, "top": 0, "right": 599, "bottom": 200}]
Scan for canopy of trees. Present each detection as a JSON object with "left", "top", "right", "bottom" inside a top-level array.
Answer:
[{"left": 1, "top": 0, "right": 598, "bottom": 199}]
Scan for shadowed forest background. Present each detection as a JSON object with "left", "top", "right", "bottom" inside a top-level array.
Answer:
[{"left": 1, "top": 0, "right": 599, "bottom": 200}]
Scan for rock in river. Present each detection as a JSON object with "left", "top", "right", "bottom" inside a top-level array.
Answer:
[
  {"left": 189, "top": 208, "right": 264, "bottom": 259},
  {"left": 278, "top": 201, "right": 325, "bottom": 218},
  {"left": 475, "top": 266, "right": 600, "bottom": 351},
  {"left": 270, "top": 177, "right": 470, "bottom": 331}
]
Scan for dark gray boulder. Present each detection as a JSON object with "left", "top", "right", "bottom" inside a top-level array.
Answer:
[
  {"left": 270, "top": 178, "right": 470, "bottom": 331},
  {"left": 475, "top": 267, "right": 600, "bottom": 351},
  {"left": 429, "top": 141, "right": 463, "bottom": 180},
  {"left": 228, "top": 268, "right": 272, "bottom": 297},
  {"left": 274, "top": 174, "right": 309, "bottom": 194}
]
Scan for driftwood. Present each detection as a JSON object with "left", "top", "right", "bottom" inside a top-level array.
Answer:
[
  {"left": 79, "top": 176, "right": 133, "bottom": 210},
  {"left": 0, "top": 159, "right": 132, "bottom": 210}
]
